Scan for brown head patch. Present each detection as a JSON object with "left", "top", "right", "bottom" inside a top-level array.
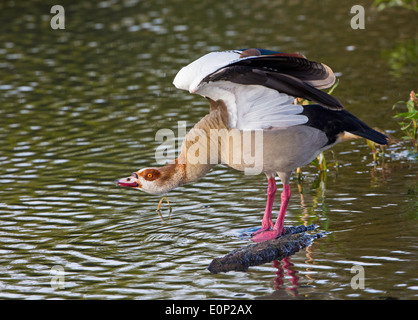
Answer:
[{"left": 138, "top": 169, "right": 161, "bottom": 181}]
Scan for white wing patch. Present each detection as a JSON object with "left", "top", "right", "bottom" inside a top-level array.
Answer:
[
  {"left": 196, "top": 81, "right": 308, "bottom": 130},
  {"left": 173, "top": 51, "right": 242, "bottom": 93}
]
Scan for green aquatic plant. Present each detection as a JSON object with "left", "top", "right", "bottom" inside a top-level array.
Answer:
[
  {"left": 374, "top": 0, "right": 418, "bottom": 11},
  {"left": 393, "top": 90, "right": 418, "bottom": 153},
  {"left": 382, "top": 39, "right": 418, "bottom": 77},
  {"left": 366, "top": 136, "right": 387, "bottom": 163}
]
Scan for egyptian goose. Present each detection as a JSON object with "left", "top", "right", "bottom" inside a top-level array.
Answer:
[{"left": 115, "top": 48, "right": 388, "bottom": 242}]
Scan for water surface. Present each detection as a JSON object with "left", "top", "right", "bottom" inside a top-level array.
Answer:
[{"left": 0, "top": 0, "right": 417, "bottom": 299}]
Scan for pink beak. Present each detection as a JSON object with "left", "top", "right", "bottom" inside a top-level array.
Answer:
[{"left": 115, "top": 173, "right": 139, "bottom": 188}]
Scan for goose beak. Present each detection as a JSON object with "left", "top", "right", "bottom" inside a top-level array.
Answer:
[{"left": 114, "top": 172, "right": 139, "bottom": 188}]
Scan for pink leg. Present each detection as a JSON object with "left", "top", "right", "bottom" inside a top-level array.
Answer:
[
  {"left": 273, "top": 184, "right": 291, "bottom": 236},
  {"left": 252, "top": 177, "right": 276, "bottom": 235},
  {"left": 251, "top": 184, "right": 291, "bottom": 242}
]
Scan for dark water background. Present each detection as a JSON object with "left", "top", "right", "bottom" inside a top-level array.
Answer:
[{"left": 0, "top": 0, "right": 417, "bottom": 299}]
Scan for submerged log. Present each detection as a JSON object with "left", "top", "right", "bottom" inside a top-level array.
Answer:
[{"left": 208, "top": 225, "right": 324, "bottom": 274}]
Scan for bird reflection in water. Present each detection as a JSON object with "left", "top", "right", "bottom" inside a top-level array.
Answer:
[{"left": 273, "top": 258, "right": 299, "bottom": 295}]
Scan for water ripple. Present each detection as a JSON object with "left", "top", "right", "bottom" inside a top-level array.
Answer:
[{"left": 0, "top": 0, "right": 417, "bottom": 300}]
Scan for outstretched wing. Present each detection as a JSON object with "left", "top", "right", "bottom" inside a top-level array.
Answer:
[
  {"left": 173, "top": 49, "right": 342, "bottom": 130},
  {"left": 200, "top": 50, "right": 341, "bottom": 110},
  {"left": 197, "top": 80, "right": 308, "bottom": 130}
]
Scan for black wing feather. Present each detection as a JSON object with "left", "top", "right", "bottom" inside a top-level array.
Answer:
[
  {"left": 232, "top": 55, "right": 331, "bottom": 82},
  {"left": 301, "top": 104, "right": 388, "bottom": 145},
  {"left": 203, "top": 64, "right": 344, "bottom": 110}
]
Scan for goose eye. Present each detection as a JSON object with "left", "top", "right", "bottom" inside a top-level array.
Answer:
[{"left": 147, "top": 173, "right": 153, "bottom": 178}]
